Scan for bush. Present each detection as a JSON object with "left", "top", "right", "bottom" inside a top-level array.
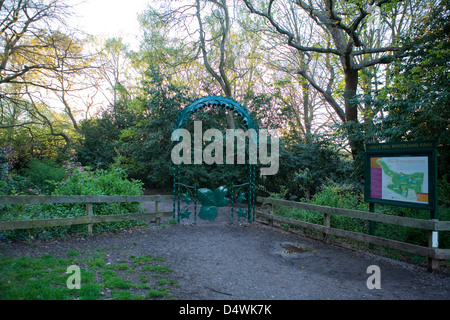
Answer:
[
  {"left": 53, "top": 166, "right": 143, "bottom": 197},
  {"left": 258, "top": 141, "right": 356, "bottom": 201},
  {"left": 0, "top": 163, "right": 145, "bottom": 241},
  {"left": 53, "top": 166, "right": 144, "bottom": 234},
  {"left": 307, "top": 183, "right": 368, "bottom": 233},
  {"left": 0, "top": 174, "right": 31, "bottom": 195},
  {"left": 271, "top": 183, "right": 368, "bottom": 236},
  {"left": 309, "top": 183, "right": 366, "bottom": 210},
  {"left": 22, "top": 158, "right": 65, "bottom": 194}
]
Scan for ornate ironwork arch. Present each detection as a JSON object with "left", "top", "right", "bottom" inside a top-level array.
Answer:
[
  {"left": 172, "top": 96, "right": 257, "bottom": 224},
  {"left": 174, "top": 95, "right": 256, "bottom": 130}
]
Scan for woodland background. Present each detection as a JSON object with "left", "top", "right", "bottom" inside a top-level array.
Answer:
[{"left": 0, "top": 0, "right": 448, "bottom": 251}]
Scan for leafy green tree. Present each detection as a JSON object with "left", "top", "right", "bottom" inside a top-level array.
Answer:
[
  {"left": 76, "top": 96, "right": 141, "bottom": 171},
  {"left": 0, "top": 1, "right": 103, "bottom": 163},
  {"left": 367, "top": 0, "right": 449, "bottom": 175},
  {"left": 75, "top": 67, "right": 194, "bottom": 189},
  {"left": 75, "top": 117, "right": 118, "bottom": 170},
  {"left": 0, "top": 99, "right": 75, "bottom": 166}
]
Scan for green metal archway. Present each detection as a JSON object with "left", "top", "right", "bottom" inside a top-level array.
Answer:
[
  {"left": 174, "top": 96, "right": 257, "bottom": 130},
  {"left": 172, "top": 96, "right": 257, "bottom": 224}
]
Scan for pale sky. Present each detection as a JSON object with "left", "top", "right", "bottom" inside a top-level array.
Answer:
[{"left": 69, "top": 0, "right": 150, "bottom": 49}]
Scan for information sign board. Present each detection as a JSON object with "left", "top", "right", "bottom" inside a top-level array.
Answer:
[{"left": 364, "top": 141, "right": 437, "bottom": 211}]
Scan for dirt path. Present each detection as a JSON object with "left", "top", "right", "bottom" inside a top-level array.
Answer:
[{"left": 1, "top": 213, "right": 449, "bottom": 300}]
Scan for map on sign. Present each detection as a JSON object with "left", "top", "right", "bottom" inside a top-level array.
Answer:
[{"left": 370, "top": 156, "right": 429, "bottom": 204}]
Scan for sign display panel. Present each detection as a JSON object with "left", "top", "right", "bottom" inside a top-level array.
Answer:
[
  {"left": 364, "top": 141, "right": 437, "bottom": 211},
  {"left": 369, "top": 156, "right": 428, "bottom": 204}
]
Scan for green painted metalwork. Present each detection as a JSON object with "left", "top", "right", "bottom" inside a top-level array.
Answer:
[
  {"left": 174, "top": 96, "right": 256, "bottom": 130},
  {"left": 173, "top": 96, "right": 257, "bottom": 224},
  {"left": 197, "top": 186, "right": 230, "bottom": 221}
]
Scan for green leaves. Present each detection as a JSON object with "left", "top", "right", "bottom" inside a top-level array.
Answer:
[
  {"left": 235, "top": 192, "right": 246, "bottom": 204},
  {"left": 236, "top": 208, "right": 247, "bottom": 219},
  {"left": 182, "top": 193, "right": 192, "bottom": 205},
  {"left": 197, "top": 186, "right": 230, "bottom": 221},
  {"left": 178, "top": 193, "right": 193, "bottom": 220}
]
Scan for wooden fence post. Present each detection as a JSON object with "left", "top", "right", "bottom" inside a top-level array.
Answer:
[
  {"left": 86, "top": 203, "right": 93, "bottom": 234},
  {"left": 155, "top": 201, "right": 161, "bottom": 226},
  {"left": 428, "top": 221, "right": 440, "bottom": 272},
  {"left": 268, "top": 203, "right": 274, "bottom": 227},
  {"left": 323, "top": 213, "right": 330, "bottom": 244}
]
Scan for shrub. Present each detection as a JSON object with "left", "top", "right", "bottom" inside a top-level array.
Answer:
[
  {"left": 0, "top": 163, "right": 145, "bottom": 241},
  {"left": 307, "top": 183, "right": 368, "bottom": 233},
  {"left": 258, "top": 141, "right": 356, "bottom": 201},
  {"left": 53, "top": 166, "right": 143, "bottom": 198},
  {"left": 309, "top": 183, "right": 366, "bottom": 210},
  {"left": 0, "top": 174, "right": 31, "bottom": 195},
  {"left": 22, "top": 158, "right": 65, "bottom": 194},
  {"left": 270, "top": 180, "right": 450, "bottom": 260}
]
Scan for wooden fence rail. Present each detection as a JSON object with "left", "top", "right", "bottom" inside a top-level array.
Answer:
[
  {"left": 0, "top": 195, "right": 174, "bottom": 232},
  {"left": 1, "top": 195, "right": 448, "bottom": 271},
  {"left": 256, "top": 197, "right": 450, "bottom": 271}
]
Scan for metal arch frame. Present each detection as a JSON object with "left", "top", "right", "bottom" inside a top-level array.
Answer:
[
  {"left": 172, "top": 96, "right": 257, "bottom": 224},
  {"left": 174, "top": 96, "right": 257, "bottom": 131}
]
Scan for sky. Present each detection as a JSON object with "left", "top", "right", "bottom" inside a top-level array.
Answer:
[{"left": 69, "top": 0, "right": 150, "bottom": 49}]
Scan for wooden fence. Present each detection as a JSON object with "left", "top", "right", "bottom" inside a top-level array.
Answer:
[
  {"left": 256, "top": 196, "right": 450, "bottom": 271},
  {"left": 1, "top": 194, "right": 449, "bottom": 271},
  {"left": 0, "top": 195, "right": 174, "bottom": 233}
]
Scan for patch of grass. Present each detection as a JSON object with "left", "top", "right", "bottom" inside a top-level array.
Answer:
[
  {"left": 112, "top": 290, "right": 144, "bottom": 300},
  {"left": 78, "top": 283, "right": 103, "bottom": 300},
  {"left": 0, "top": 249, "right": 178, "bottom": 300},
  {"left": 147, "top": 288, "right": 167, "bottom": 298},
  {"left": 157, "top": 279, "right": 167, "bottom": 286},
  {"left": 87, "top": 253, "right": 107, "bottom": 269},
  {"left": 0, "top": 254, "right": 85, "bottom": 300},
  {"left": 141, "top": 265, "right": 171, "bottom": 273},
  {"left": 103, "top": 272, "right": 132, "bottom": 289},
  {"left": 67, "top": 250, "right": 80, "bottom": 257},
  {"left": 110, "top": 263, "right": 130, "bottom": 271}
]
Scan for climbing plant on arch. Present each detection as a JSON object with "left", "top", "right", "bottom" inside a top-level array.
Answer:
[{"left": 172, "top": 96, "right": 257, "bottom": 223}]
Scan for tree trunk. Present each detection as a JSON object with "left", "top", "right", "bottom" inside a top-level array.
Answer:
[
  {"left": 344, "top": 68, "right": 362, "bottom": 158},
  {"left": 196, "top": 0, "right": 235, "bottom": 129},
  {"left": 301, "top": 79, "right": 312, "bottom": 144}
]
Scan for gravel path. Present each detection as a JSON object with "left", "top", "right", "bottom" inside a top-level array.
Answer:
[{"left": 1, "top": 207, "right": 449, "bottom": 300}]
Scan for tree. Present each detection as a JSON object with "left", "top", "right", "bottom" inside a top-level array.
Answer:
[
  {"left": 369, "top": 0, "right": 450, "bottom": 175},
  {"left": 96, "top": 37, "right": 138, "bottom": 107},
  {"left": 114, "top": 67, "right": 193, "bottom": 188},
  {"left": 0, "top": 96, "right": 75, "bottom": 164},
  {"left": 0, "top": 0, "right": 102, "bottom": 156},
  {"left": 242, "top": 0, "right": 421, "bottom": 157},
  {"left": 245, "top": 1, "right": 335, "bottom": 143},
  {"left": 1, "top": 0, "right": 70, "bottom": 93},
  {"left": 139, "top": 0, "right": 269, "bottom": 129}
]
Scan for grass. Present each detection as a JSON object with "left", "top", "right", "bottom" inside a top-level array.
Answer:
[{"left": 0, "top": 249, "right": 178, "bottom": 300}]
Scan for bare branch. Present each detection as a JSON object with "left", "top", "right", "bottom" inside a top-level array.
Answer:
[
  {"left": 353, "top": 46, "right": 401, "bottom": 55},
  {"left": 25, "top": 89, "right": 70, "bottom": 152},
  {"left": 355, "top": 54, "right": 397, "bottom": 70},
  {"left": 243, "top": 0, "right": 343, "bottom": 56}
]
